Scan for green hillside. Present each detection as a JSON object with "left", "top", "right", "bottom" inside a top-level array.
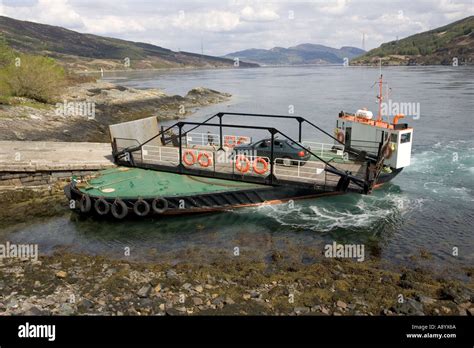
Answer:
[
  {"left": 0, "top": 15, "right": 258, "bottom": 71},
  {"left": 352, "top": 16, "right": 474, "bottom": 65}
]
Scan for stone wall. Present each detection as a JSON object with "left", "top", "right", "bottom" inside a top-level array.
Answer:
[{"left": 0, "top": 170, "right": 98, "bottom": 187}]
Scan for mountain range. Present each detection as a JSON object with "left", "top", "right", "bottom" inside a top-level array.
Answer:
[{"left": 223, "top": 44, "right": 366, "bottom": 65}]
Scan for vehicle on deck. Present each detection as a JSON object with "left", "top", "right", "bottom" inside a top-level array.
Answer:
[{"left": 232, "top": 138, "right": 311, "bottom": 165}]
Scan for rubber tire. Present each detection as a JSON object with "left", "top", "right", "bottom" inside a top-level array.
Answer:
[
  {"left": 79, "top": 194, "right": 92, "bottom": 213},
  {"left": 133, "top": 199, "right": 150, "bottom": 217},
  {"left": 152, "top": 197, "right": 168, "bottom": 214},
  {"left": 111, "top": 199, "right": 128, "bottom": 219},
  {"left": 94, "top": 197, "right": 110, "bottom": 216}
]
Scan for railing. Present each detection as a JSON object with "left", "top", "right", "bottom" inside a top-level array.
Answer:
[
  {"left": 142, "top": 145, "right": 179, "bottom": 165},
  {"left": 274, "top": 158, "right": 325, "bottom": 183},
  {"left": 303, "top": 141, "right": 345, "bottom": 159},
  {"left": 185, "top": 132, "right": 251, "bottom": 148},
  {"left": 113, "top": 112, "right": 378, "bottom": 193},
  {"left": 349, "top": 139, "right": 380, "bottom": 154}
]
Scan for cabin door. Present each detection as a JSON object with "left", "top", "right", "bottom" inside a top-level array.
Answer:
[{"left": 345, "top": 127, "right": 352, "bottom": 149}]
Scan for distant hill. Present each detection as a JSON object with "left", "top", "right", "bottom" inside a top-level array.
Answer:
[
  {"left": 0, "top": 15, "right": 259, "bottom": 71},
  {"left": 352, "top": 16, "right": 474, "bottom": 65},
  {"left": 223, "top": 44, "right": 365, "bottom": 65}
]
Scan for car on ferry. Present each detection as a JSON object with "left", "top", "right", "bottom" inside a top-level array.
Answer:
[{"left": 232, "top": 138, "right": 311, "bottom": 165}]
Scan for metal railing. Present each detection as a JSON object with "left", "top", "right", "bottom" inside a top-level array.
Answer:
[
  {"left": 274, "top": 158, "right": 325, "bottom": 182},
  {"left": 303, "top": 141, "right": 345, "bottom": 159},
  {"left": 113, "top": 112, "right": 380, "bottom": 193},
  {"left": 141, "top": 145, "right": 179, "bottom": 165},
  {"left": 185, "top": 132, "right": 252, "bottom": 147}
]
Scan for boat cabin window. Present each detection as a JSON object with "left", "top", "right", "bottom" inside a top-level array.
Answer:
[
  {"left": 390, "top": 134, "right": 398, "bottom": 143},
  {"left": 400, "top": 133, "right": 411, "bottom": 144}
]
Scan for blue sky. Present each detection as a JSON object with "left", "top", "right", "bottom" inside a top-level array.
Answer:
[{"left": 0, "top": 0, "right": 472, "bottom": 55}]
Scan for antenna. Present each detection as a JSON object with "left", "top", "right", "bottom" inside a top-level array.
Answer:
[{"left": 361, "top": 33, "right": 366, "bottom": 51}]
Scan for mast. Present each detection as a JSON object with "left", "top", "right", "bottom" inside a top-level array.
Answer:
[
  {"left": 377, "top": 58, "right": 383, "bottom": 121},
  {"left": 377, "top": 74, "right": 384, "bottom": 121}
]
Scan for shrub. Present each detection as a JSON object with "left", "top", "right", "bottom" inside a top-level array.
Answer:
[{"left": 0, "top": 53, "right": 66, "bottom": 103}]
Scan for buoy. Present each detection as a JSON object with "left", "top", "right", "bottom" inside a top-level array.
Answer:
[
  {"left": 152, "top": 197, "right": 168, "bottom": 214},
  {"left": 197, "top": 152, "right": 212, "bottom": 168},
  {"left": 383, "top": 144, "right": 393, "bottom": 159},
  {"left": 224, "top": 135, "right": 236, "bottom": 148},
  {"left": 133, "top": 198, "right": 150, "bottom": 217},
  {"left": 253, "top": 157, "right": 269, "bottom": 175},
  {"left": 94, "top": 197, "right": 110, "bottom": 215},
  {"left": 182, "top": 150, "right": 196, "bottom": 166},
  {"left": 336, "top": 130, "right": 345, "bottom": 143},
  {"left": 111, "top": 198, "right": 128, "bottom": 219},
  {"left": 235, "top": 155, "right": 250, "bottom": 173},
  {"left": 237, "top": 136, "right": 248, "bottom": 145}
]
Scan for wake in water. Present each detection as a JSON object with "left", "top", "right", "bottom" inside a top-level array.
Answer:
[{"left": 245, "top": 139, "right": 474, "bottom": 233}]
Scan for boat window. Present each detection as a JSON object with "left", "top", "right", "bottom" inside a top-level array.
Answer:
[
  {"left": 400, "top": 133, "right": 411, "bottom": 144},
  {"left": 390, "top": 134, "right": 398, "bottom": 143}
]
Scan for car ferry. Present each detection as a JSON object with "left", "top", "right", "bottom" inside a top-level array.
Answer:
[{"left": 65, "top": 75, "right": 413, "bottom": 218}]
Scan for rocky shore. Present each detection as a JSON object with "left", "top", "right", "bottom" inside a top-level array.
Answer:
[
  {"left": 0, "top": 81, "right": 231, "bottom": 142},
  {"left": 0, "top": 251, "right": 472, "bottom": 316}
]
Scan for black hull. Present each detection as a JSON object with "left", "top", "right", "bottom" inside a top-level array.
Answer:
[{"left": 64, "top": 167, "right": 402, "bottom": 218}]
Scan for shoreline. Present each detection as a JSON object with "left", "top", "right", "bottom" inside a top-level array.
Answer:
[
  {"left": 0, "top": 80, "right": 231, "bottom": 143},
  {"left": 0, "top": 250, "right": 472, "bottom": 316}
]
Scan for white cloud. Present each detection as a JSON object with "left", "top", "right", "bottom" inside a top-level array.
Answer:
[
  {"left": 82, "top": 15, "right": 146, "bottom": 34},
  {"left": 172, "top": 10, "right": 240, "bottom": 32},
  {"left": 240, "top": 6, "right": 280, "bottom": 22},
  {"left": 0, "top": 0, "right": 472, "bottom": 55}
]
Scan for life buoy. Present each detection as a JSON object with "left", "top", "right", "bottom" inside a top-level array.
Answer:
[
  {"left": 224, "top": 135, "right": 236, "bottom": 148},
  {"left": 253, "top": 157, "right": 269, "bottom": 175},
  {"left": 111, "top": 198, "right": 128, "bottom": 219},
  {"left": 383, "top": 143, "right": 393, "bottom": 159},
  {"left": 152, "top": 197, "right": 168, "bottom": 214},
  {"left": 134, "top": 198, "right": 150, "bottom": 217},
  {"left": 336, "top": 130, "right": 345, "bottom": 143},
  {"left": 197, "top": 152, "right": 212, "bottom": 168},
  {"left": 235, "top": 155, "right": 250, "bottom": 173},
  {"left": 94, "top": 197, "right": 110, "bottom": 215},
  {"left": 79, "top": 194, "right": 91, "bottom": 213},
  {"left": 182, "top": 150, "right": 196, "bottom": 166},
  {"left": 237, "top": 136, "right": 248, "bottom": 145}
]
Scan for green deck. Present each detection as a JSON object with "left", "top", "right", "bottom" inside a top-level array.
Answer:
[{"left": 77, "top": 167, "right": 263, "bottom": 199}]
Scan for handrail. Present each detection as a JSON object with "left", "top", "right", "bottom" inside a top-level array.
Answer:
[{"left": 112, "top": 111, "right": 378, "bottom": 190}]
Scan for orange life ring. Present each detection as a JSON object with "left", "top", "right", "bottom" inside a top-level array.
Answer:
[
  {"left": 336, "top": 130, "right": 345, "bottom": 143},
  {"left": 237, "top": 136, "right": 248, "bottom": 145},
  {"left": 235, "top": 155, "right": 250, "bottom": 173},
  {"left": 197, "top": 152, "right": 212, "bottom": 168},
  {"left": 383, "top": 144, "right": 393, "bottom": 159},
  {"left": 224, "top": 135, "right": 236, "bottom": 148},
  {"left": 182, "top": 150, "right": 196, "bottom": 166},
  {"left": 253, "top": 157, "right": 269, "bottom": 175}
]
